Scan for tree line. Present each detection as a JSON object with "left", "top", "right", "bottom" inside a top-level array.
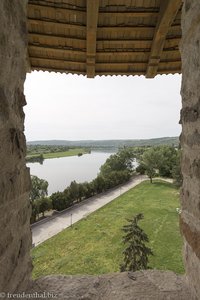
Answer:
[{"left": 30, "top": 145, "right": 181, "bottom": 223}]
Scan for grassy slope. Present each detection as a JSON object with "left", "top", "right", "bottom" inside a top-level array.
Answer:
[{"left": 32, "top": 181, "right": 184, "bottom": 278}]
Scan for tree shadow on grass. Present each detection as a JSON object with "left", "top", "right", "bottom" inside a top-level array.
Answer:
[{"left": 151, "top": 180, "right": 175, "bottom": 190}]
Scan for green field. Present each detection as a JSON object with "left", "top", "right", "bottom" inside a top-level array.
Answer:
[
  {"left": 26, "top": 148, "right": 89, "bottom": 160},
  {"left": 32, "top": 180, "right": 184, "bottom": 278},
  {"left": 43, "top": 148, "right": 88, "bottom": 159}
]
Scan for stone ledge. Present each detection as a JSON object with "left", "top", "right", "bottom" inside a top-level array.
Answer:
[{"left": 26, "top": 270, "right": 194, "bottom": 300}]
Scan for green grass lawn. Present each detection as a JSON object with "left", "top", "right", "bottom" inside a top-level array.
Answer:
[{"left": 32, "top": 180, "right": 184, "bottom": 278}]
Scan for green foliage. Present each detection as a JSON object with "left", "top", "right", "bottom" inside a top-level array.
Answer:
[
  {"left": 80, "top": 182, "right": 95, "bottom": 198},
  {"left": 100, "top": 148, "right": 134, "bottom": 176},
  {"left": 130, "top": 146, "right": 148, "bottom": 160},
  {"left": 30, "top": 175, "right": 48, "bottom": 202},
  {"left": 172, "top": 151, "right": 182, "bottom": 187},
  {"left": 51, "top": 192, "right": 72, "bottom": 211},
  {"left": 68, "top": 181, "right": 80, "bottom": 202},
  {"left": 157, "top": 146, "right": 178, "bottom": 177},
  {"left": 27, "top": 144, "right": 70, "bottom": 155},
  {"left": 30, "top": 175, "right": 49, "bottom": 223},
  {"left": 137, "top": 146, "right": 180, "bottom": 183},
  {"left": 31, "top": 201, "right": 40, "bottom": 223},
  {"left": 141, "top": 148, "right": 159, "bottom": 183},
  {"left": 35, "top": 197, "right": 52, "bottom": 217},
  {"left": 26, "top": 154, "right": 44, "bottom": 164},
  {"left": 98, "top": 148, "right": 134, "bottom": 189},
  {"left": 120, "top": 213, "right": 153, "bottom": 272},
  {"left": 135, "top": 164, "right": 146, "bottom": 175},
  {"left": 92, "top": 176, "right": 106, "bottom": 193}
]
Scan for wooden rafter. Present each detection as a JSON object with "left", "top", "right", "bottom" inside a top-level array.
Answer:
[
  {"left": 146, "top": 0, "right": 182, "bottom": 78},
  {"left": 29, "top": 32, "right": 85, "bottom": 41},
  {"left": 99, "top": 11, "right": 158, "bottom": 18},
  {"left": 29, "top": 45, "right": 85, "bottom": 56},
  {"left": 30, "top": 57, "right": 85, "bottom": 67},
  {"left": 96, "top": 70, "right": 180, "bottom": 76},
  {"left": 28, "top": 4, "right": 86, "bottom": 17},
  {"left": 86, "top": 0, "right": 99, "bottom": 78},
  {"left": 28, "top": 19, "right": 86, "bottom": 32}
]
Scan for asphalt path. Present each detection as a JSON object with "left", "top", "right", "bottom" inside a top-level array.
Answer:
[{"left": 32, "top": 175, "right": 148, "bottom": 246}]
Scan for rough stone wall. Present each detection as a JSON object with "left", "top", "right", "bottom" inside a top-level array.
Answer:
[
  {"left": 180, "top": 0, "right": 200, "bottom": 299},
  {"left": 29, "top": 271, "right": 193, "bottom": 300},
  {"left": 0, "top": 0, "right": 32, "bottom": 293}
]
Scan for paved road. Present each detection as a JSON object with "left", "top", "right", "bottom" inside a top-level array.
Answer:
[{"left": 32, "top": 175, "right": 148, "bottom": 246}]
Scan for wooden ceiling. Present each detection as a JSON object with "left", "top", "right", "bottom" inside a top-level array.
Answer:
[{"left": 27, "top": 0, "right": 182, "bottom": 78}]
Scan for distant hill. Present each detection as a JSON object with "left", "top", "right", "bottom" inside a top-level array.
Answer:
[{"left": 27, "top": 137, "right": 179, "bottom": 149}]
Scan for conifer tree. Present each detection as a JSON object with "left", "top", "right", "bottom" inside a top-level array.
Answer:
[{"left": 120, "top": 213, "right": 153, "bottom": 272}]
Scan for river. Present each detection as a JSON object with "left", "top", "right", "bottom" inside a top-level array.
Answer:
[{"left": 27, "top": 151, "right": 115, "bottom": 195}]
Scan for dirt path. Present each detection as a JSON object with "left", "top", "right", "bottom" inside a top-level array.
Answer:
[{"left": 32, "top": 175, "right": 148, "bottom": 246}]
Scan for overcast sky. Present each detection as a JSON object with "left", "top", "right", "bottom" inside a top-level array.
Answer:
[{"left": 24, "top": 71, "right": 182, "bottom": 141}]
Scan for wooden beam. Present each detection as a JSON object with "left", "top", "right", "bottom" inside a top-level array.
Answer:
[
  {"left": 96, "top": 60, "right": 181, "bottom": 67},
  {"left": 29, "top": 31, "right": 85, "bottom": 41},
  {"left": 146, "top": 0, "right": 182, "bottom": 78},
  {"left": 28, "top": 19, "right": 86, "bottom": 32},
  {"left": 96, "top": 69, "right": 181, "bottom": 76},
  {"left": 96, "top": 37, "right": 180, "bottom": 52},
  {"left": 97, "top": 50, "right": 149, "bottom": 55},
  {"left": 96, "top": 62, "right": 147, "bottom": 67},
  {"left": 86, "top": 0, "right": 99, "bottom": 78},
  {"left": 99, "top": 11, "right": 158, "bottom": 18},
  {"left": 30, "top": 56, "right": 85, "bottom": 67},
  {"left": 29, "top": 44, "right": 85, "bottom": 56},
  {"left": 98, "top": 26, "right": 155, "bottom": 34},
  {"left": 28, "top": 3, "right": 86, "bottom": 18},
  {"left": 97, "top": 40, "right": 152, "bottom": 52},
  {"left": 96, "top": 71, "right": 145, "bottom": 76},
  {"left": 28, "top": 33, "right": 86, "bottom": 52},
  {"left": 157, "top": 69, "right": 181, "bottom": 74},
  {"left": 28, "top": 0, "right": 85, "bottom": 9},
  {"left": 97, "top": 49, "right": 179, "bottom": 56}
]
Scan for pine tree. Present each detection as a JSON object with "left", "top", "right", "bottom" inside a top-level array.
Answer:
[{"left": 120, "top": 213, "right": 153, "bottom": 272}]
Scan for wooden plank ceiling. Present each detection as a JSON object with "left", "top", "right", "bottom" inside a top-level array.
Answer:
[{"left": 28, "top": 0, "right": 182, "bottom": 78}]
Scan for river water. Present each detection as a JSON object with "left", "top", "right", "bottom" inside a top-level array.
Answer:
[{"left": 27, "top": 151, "right": 115, "bottom": 195}]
